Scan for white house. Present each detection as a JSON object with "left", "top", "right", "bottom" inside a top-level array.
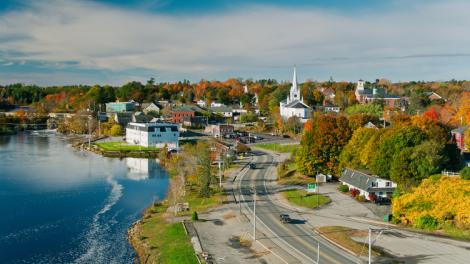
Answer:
[
  {"left": 210, "top": 106, "right": 233, "bottom": 117},
  {"left": 211, "top": 102, "right": 226, "bottom": 107},
  {"left": 126, "top": 122, "right": 179, "bottom": 150},
  {"left": 196, "top": 100, "right": 206, "bottom": 107},
  {"left": 339, "top": 168, "right": 397, "bottom": 200},
  {"left": 141, "top": 102, "right": 161, "bottom": 114},
  {"left": 279, "top": 67, "right": 310, "bottom": 121}
]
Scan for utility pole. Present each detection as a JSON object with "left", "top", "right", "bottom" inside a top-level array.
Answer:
[
  {"left": 88, "top": 116, "right": 91, "bottom": 149},
  {"left": 368, "top": 228, "right": 372, "bottom": 264},
  {"left": 317, "top": 242, "right": 320, "bottom": 264},
  {"left": 218, "top": 159, "right": 222, "bottom": 188},
  {"left": 253, "top": 190, "right": 257, "bottom": 241}
]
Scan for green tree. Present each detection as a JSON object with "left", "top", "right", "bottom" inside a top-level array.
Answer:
[
  {"left": 344, "top": 103, "right": 383, "bottom": 117},
  {"left": 196, "top": 142, "right": 212, "bottom": 197},
  {"left": 370, "top": 126, "right": 426, "bottom": 178}
]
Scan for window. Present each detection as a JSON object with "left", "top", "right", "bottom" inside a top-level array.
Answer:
[
  {"left": 371, "top": 182, "right": 378, "bottom": 187},
  {"left": 385, "top": 182, "right": 391, "bottom": 187}
]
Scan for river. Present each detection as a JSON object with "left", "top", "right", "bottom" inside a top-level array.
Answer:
[{"left": 0, "top": 133, "right": 169, "bottom": 264}]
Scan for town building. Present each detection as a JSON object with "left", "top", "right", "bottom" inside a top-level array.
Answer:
[
  {"left": 425, "top": 91, "right": 444, "bottom": 101},
  {"left": 196, "top": 100, "right": 206, "bottom": 108},
  {"left": 205, "top": 124, "right": 234, "bottom": 138},
  {"left": 211, "top": 102, "right": 226, "bottom": 108},
  {"left": 183, "top": 116, "right": 208, "bottom": 128},
  {"left": 210, "top": 106, "right": 233, "bottom": 118},
  {"left": 451, "top": 126, "right": 469, "bottom": 152},
  {"left": 279, "top": 67, "right": 311, "bottom": 121},
  {"left": 171, "top": 105, "right": 201, "bottom": 123},
  {"left": 354, "top": 80, "right": 401, "bottom": 107},
  {"left": 125, "top": 122, "right": 179, "bottom": 149},
  {"left": 339, "top": 168, "right": 397, "bottom": 201},
  {"left": 141, "top": 102, "right": 161, "bottom": 114},
  {"left": 105, "top": 101, "right": 136, "bottom": 113}
]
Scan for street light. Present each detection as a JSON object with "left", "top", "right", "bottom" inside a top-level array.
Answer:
[{"left": 253, "top": 189, "right": 257, "bottom": 241}]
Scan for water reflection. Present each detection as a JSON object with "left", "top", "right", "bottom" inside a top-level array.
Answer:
[{"left": 126, "top": 158, "right": 162, "bottom": 180}]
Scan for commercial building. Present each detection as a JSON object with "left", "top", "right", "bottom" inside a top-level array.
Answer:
[{"left": 125, "top": 122, "right": 179, "bottom": 149}]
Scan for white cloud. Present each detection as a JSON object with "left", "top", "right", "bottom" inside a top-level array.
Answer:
[{"left": 1, "top": 0, "right": 470, "bottom": 83}]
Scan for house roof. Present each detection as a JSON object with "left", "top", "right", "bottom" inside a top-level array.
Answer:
[
  {"left": 451, "top": 126, "right": 470, "bottom": 134},
  {"left": 339, "top": 168, "right": 395, "bottom": 192},
  {"left": 172, "top": 105, "right": 200, "bottom": 113},
  {"left": 284, "top": 100, "right": 310, "bottom": 109},
  {"left": 210, "top": 106, "right": 233, "bottom": 112}
]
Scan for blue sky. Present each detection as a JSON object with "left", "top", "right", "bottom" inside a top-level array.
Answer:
[{"left": 1, "top": 0, "right": 470, "bottom": 86}]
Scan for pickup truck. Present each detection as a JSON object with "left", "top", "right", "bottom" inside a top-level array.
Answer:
[{"left": 280, "top": 214, "right": 291, "bottom": 223}]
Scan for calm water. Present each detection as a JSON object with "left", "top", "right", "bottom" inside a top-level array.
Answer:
[{"left": 0, "top": 133, "right": 169, "bottom": 264}]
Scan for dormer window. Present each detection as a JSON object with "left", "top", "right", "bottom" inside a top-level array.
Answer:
[
  {"left": 385, "top": 182, "right": 391, "bottom": 187},
  {"left": 371, "top": 182, "right": 378, "bottom": 187}
]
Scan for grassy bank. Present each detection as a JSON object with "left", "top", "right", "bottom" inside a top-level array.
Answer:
[
  {"left": 129, "top": 202, "right": 199, "bottom": 264},
  {"left": 282, "top": 189, "right": 331, "bottom": 209},
  {"left": 255, "top": 143, "right": 299, "bottom": 153},
  {"left": 96, "top": 141, "right": 160, "bottom": 151},
  {"left": 315, "top": 226, "right": 380, "bottom": 257}
]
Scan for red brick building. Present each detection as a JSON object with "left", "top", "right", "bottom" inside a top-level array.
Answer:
[
  {"left": 171, "top": 106, "right": 196, "bottom": 123},
  {"left": 451, "top": 126, "right": 469, "bottom": 152}
]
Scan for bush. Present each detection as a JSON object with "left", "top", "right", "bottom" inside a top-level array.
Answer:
[
  {"left": 339, "top": 185, "right": 349, "bottom": 193},
  {"left": 460, "top": 167, "right": 470, "bottom": 180},
  {"left": 368, "top": 193, "right": 377, "bottom": 202},
  {"left": 191, "top": 211, "right": 199, "bottom": 221},
  {"left": 414, "top": 215, "right": 438, "bottom": 230},
  {"left": 350, "top": 188, "right": 360, "bottom": 198},
  {"left": 356, "top": 195, "right": 366, "bottom": 202}
]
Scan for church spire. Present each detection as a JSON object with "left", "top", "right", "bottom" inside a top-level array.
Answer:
[{"left": 288, "top": 66, "right": 300, "bottom": 103}]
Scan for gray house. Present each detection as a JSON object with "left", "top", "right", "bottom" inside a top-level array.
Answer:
[{"left": 339, "top": 168, "right": 397, "bottom": 200}]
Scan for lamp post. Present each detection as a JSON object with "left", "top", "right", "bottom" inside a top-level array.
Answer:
[{"left": 253, "top": 189, "right": 257, "bottom": 241}]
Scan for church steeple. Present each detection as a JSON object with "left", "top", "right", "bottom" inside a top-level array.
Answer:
[{"left": 288, "top": 66, "right": 301, "bottom": 104}]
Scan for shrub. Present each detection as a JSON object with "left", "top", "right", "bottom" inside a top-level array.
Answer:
[
  {"left": 356, "top": 195, "right": 366, "bottom": 202},
  {"left": 350, "top": 188, "right": 360, "bottom": 198},
  {"left": 339, "top": 185, "right": 349, "bottom": 193},
  {"left": 414, "top": 215, "right": 438, "bottom": 230},
  {"left": 191, "top": 211, "right": 199, "bottom": 221},
  {"left": 368, "top": 193, "right": 377, "bottom": 202},
  {"left": 460, "top": 167, "right": 470, "bottom": 180}
]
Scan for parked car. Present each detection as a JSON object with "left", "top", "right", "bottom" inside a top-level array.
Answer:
[
  {"left": 280, "top": 214, "right": 291, "bottom": 223},
  {"left": 282, "top": 134, "right": 290, "bottom": 138},
  {"left": 375, "top": 197, "right": 391, "bottom": 205},
  {"left": 249, "top": 163, "right": 256, "bottom": 169}
]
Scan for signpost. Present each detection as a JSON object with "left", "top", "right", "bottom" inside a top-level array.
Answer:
[{"left": 307, "top": 183, "right": 317, "bottom": 193}]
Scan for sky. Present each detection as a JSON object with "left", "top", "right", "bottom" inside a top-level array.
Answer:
[{"left": 1, "top": 0, "right": 470, "bottom": 86}]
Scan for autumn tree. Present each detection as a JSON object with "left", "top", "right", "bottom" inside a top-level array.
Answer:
[
  {"left": 295, "top": 115, "right": 352, "bottom": 176},
  {"left": 340, "top": 127, "right": 378, "bottom": 170},
  {"left": 196, "top": 141, "right": 212, "bottom": 197}
]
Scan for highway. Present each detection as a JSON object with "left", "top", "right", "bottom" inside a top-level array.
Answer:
[{"left": 236, "top": 150, "right": 359, "bottom": 264}]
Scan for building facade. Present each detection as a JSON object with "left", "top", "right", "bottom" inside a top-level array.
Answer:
[
  {"left": 125, "top": 122, "right": 179, "bottom": 149},
  {"left": 105, "top": 101, "right": 136, "bottom": 113},
  {"left": 354, "top": 80, "right": 401, "bottom": 107},
  {"left": 451, "top": 126, "right": 469, "bottom": 152},
  {"left": 279, "top": 67, "right": 310, "bottom": 121}
]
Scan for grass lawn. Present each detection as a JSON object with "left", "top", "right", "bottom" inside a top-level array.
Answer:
[
  {"left": 177, "top": 189, "right": 226, "bottom": 217},
  {"left": 134, "top": 203, "right": 199, "bottom": 264},
  {"left": 255, "top": 143, "right": 299, "bottom": 153},
  {"left": 316, "top": 226, "right": 380, "bottom": 257},
  {"left": 95, "top": 141, "right": 159, "bottom": 151},
  {"left": 282, "top": 189, "right": 331, "bottom": 209}
]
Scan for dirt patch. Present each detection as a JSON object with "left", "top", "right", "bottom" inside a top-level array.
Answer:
[{"left": 223, "top": 211, "right": 237, "bottom": 220}]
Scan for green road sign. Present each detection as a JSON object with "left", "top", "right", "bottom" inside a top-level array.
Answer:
[{"left": 307, "top": 183, "right": 317, "bottom": 193}]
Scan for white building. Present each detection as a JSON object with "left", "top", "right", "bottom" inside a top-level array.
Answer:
[
  {"left": 126, "top": 122, "right": 179, "bottom": 150},
  {"left": 339, "top": 168, "right": 397, "bottom": 200},
  {"left": 279, "top": 67, "right": 310, "bottom": 121},
  {"left": 196, "top": 100, "right": 206, "bottom": 107}
]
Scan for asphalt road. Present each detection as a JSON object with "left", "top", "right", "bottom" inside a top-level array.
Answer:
[{"left": 236, "top": 150, "right": 360, "bottom": 264}]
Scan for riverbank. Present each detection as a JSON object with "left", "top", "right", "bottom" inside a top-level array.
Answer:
[{"left": 127, "top": 141, "right": 228, "bottom": 263}]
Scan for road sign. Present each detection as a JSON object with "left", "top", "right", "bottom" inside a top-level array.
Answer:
[{"left": 307, "top": 183, "right": 317, "bottom": 193}]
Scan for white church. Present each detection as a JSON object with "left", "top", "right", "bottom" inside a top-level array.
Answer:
[{"left": 279, "top": 67, "right": 310, "bottom": 122}]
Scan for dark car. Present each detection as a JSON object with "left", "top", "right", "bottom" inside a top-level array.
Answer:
[
  {"left": 375, "top": 197, "right": 391, "bottom": 205},
  {"left": 249, "top": 163, "right": 256, "bottom": 169},
  {"left": 282, "top": 134, "right": 290, "bottom": 138},
  {"left": 280, "top": 214, "right": 291, "bottom": 223}
]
